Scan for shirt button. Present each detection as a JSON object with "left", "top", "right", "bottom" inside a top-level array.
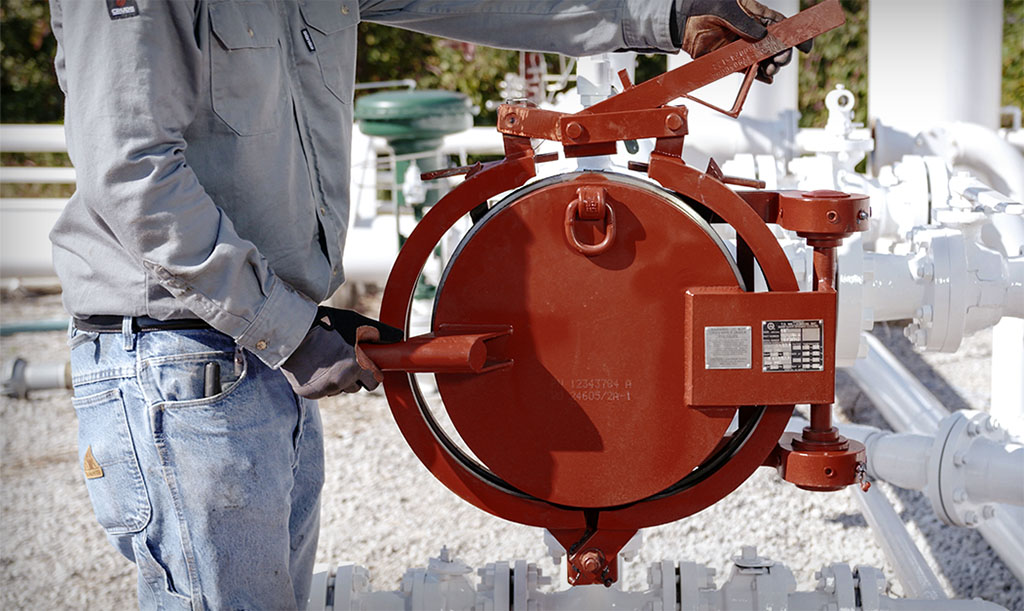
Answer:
[
  {"left": 255, "top": 339, "right": 268, "bottom": 351},
  {"left": 247, "top": 27, "right": 255, "bottom": 37},
  {"left": 341, "top": 5, "right": 350, "bottom": 14},
  {"left": 320, "top": 207, "right": 326, "bottom": 215}
]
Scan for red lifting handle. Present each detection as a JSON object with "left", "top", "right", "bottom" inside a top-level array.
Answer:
[
  {"left": 585, "top": 0, "right": 845, "bottom": 115},
  {"left": 564, "top": 186, "right": 616, "bottom": 256},
  {"left": 357, "top": 327, "right": 512, "bottom": 374}
]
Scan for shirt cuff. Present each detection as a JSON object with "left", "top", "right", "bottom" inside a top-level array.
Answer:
[
  {"left": 235, "top": 277, "right": 319, "bottom": 369},
  {"left": 620, "top": 0, "right": 679, "bottom": 53}
]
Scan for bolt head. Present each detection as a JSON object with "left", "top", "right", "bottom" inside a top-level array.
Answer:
[
  {"left": 953, "top": 487, "right": 967, "bottom": 503},
  {"left": 665, "top": 113, "right": 684, "bottom": 131},
  {"left": 964, "top": 511, "right": 980, "bottom": 526},
  {"left": 578, "top": 550, "right": 603, "bottom": 574},
  {"left": 915, "top": 260, "right": 934, "bottom": 281},
  {"left": 566, "top": 122, "right": 583, "bottom": 140},
  {"left": 953, "top": 450, "right": 968, "bottom": 467},
  {"left": 983, "top": 505, "right": 997, "bottom": 520}
]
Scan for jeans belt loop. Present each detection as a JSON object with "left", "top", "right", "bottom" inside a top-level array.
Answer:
[{"left": 121, "top": 316, "right": 136, "bottom": 352}]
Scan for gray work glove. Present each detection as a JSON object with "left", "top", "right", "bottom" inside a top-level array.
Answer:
[
  {"left": 673, "top": 0, "right": 814, "bottom": 83},
  {"left": 280, "top": 306, "right": 401, "bottom": 399}
]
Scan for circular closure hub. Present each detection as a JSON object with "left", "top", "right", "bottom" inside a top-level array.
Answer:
[
  {"left": 777, "top": 190, "right": 870, "bottom": 242},
  {"left": 432, "top": 173, "right": 743, "bottom": 507}
]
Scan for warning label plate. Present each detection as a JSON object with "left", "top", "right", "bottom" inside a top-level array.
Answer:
[
  {"left": 704, "top": 326, "right": 752, "bottom": 370},
  {"left": 762, "top": 320, "right": 824, "bottom": 372}
]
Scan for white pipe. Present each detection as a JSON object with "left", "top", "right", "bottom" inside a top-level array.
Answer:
[
  {"left": 992, "top": 319, "right": 1024, "bottom": 439},
  {"left": 850, "top": 485, "right": 946, "bottom": 600},
  {"left": 932, "top": 123, "right": 1024, "bottom": 201},
  {"left": 863, "top": 252, "right": 926, "bottom": 322},
  {"left": 964, "top": 439, "right": 1024, "bottom": 508},
  {"left": 800, "top": 415, "right": 1024, "bottom": 510},
  {"left": 869, "top": 0, "right": 1003, "bottom": 132},
  {"left": 0, "top": 124, "right": 67, "bottom": 153},
  {"left": 844, "top": 333, "right": 948, "bottom": 433},
  {"left": 0, "top": 166, "right": 75, "bottom": 184},
  {"left": 866, "top": 433, "right": 932, "bottom": 491},
  {"left": 978, "top": 506, "right": 1024, "bottom": 590},
  {"left": 846, "top": 332, "right": 1024, "bottom": 585}
]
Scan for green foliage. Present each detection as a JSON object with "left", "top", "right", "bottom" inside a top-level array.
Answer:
[
  {"left": 1005, "top": 0, "right": 1024, "bottom": 118},
  {"left": 798, "top": 0, "right": 868, "bottom": 128},
  {"left": 1, "top": 0, "right": 61, "bottom": 123},
  {"left": 418, "top": 43, "right": 519, "bottom": 125},
  {"left": 1, "top": 1, "right": 1020, "bottom": 130},
  {"left": 357, "top": 23, "right": 518, "bottom": 124}
]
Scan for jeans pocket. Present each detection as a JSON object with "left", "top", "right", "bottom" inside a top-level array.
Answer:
[
  {"left": 72, "top": 387, "right": 151, "bottom": 535},
  {"left": 141, "top": 348, "right": 248, "bottom": 406},
  {"left": 133, "top": 533, "right": 193, "bottom": 608}
]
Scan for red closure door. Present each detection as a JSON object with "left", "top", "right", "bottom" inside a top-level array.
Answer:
[{"left": 433, "top": 172, "right": 744, "bottom": 507}]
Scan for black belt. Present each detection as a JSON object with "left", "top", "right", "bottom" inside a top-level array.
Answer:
[{"left": 73, "top": 315, "right": 213, "bottom": 333}]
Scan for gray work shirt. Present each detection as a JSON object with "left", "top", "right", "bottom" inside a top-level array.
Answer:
[{"left": 49, "top": 0, "right": 677, "bottom": 368}]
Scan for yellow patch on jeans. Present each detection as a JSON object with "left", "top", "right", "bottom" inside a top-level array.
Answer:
[{"left": 83, "top": 446, "right": 104, "bottom": 479}]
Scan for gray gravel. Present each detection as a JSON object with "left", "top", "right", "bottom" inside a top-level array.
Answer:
[{"left": 1, "top": 292, "right": 1020, "bottom": 609}]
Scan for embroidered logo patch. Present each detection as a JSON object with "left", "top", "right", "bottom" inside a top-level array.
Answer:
[
  {"left": 106, "top": 0, "right": 140, "bottom": 20},
  {"left": 301, "top": 28, "right": 316, "bottom": 52},
  {"left": 83, "top": 446, "right": 104, "bottom": 479}
]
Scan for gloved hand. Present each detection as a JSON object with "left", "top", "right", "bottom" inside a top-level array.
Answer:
[
  {"left": 674, "top": 0, "right": 814, "bottom": 83},
  {"left": 280, "top": 306, "right": 403, "bottom": 399}
]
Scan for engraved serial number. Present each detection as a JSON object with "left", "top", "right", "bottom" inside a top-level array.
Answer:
[
  {"left": 569, "top": 390, "right": 633, "bottom": 402},
  {"left": 555, "top": 378, "right": 634, "bottom": 402},
  {"left": 565, "top": 378, "right": 629, "bottom": 390}
]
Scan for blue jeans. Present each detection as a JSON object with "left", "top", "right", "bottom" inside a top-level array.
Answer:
[{"left": 68, "top": 321, "right": 324, "bottom": 610}]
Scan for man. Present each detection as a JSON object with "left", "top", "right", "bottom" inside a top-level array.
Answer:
[{"left": 50, "top": 1, "right": 802, "bottom": 608}]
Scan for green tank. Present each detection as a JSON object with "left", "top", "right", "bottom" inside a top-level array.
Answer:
[{"left": 355, "top": 90, "right": 474, "bottom": 210}]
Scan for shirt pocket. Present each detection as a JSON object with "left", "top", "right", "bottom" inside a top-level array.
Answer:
[
  {"left": 299, "top": 0, "right": 359, "bottom": 104},
  {"left": 209, "top": 1, "right": 287, "bottom": 135},
  {"left": 72, "top": 387, "right": 151, "bottom": 535}
]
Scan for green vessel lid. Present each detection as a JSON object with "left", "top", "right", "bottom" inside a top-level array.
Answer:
[{"left": 354, "top": 89, "right": 473, "bottom": 121}]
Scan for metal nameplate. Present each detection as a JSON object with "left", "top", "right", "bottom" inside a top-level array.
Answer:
[
  {"left": 762, "top": 320, "right": 824, "bottom": 372},
  {"left": 704, "top": 326, "right": 752, "bottom": 369}
]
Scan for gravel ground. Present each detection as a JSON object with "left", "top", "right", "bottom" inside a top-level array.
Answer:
[{"left": 1, "top": 291, "right": 1020, "bottom": 609}]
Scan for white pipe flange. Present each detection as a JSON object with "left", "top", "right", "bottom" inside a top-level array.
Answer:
[{"left": 926, "top": 410, "right": 1014, "bottom": 527}]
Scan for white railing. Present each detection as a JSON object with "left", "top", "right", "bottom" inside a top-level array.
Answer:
[{"left": 0, "top": 124, "right": 71, "bottom": 284}]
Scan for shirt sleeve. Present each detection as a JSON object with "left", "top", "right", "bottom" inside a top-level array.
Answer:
[
  {"left": 52, "top": 0, "right": 317, "bottom": 368},
  {"left": 358, "top": 0, "right": 679, "bottom": 56}
]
